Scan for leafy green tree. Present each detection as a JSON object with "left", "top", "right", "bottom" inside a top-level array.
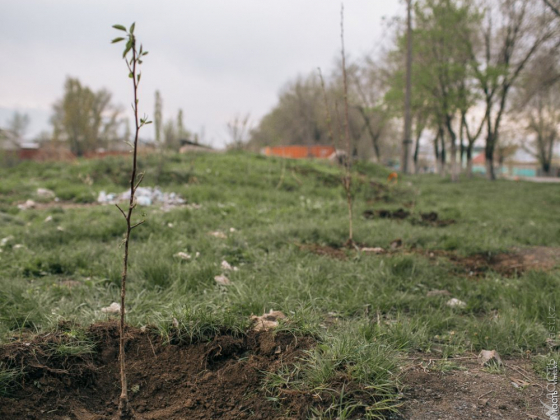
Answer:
[
  {"left": 411, "top": 0, "right": 481, "bottom": 180},
  {"left": 51, "top": 77, "right": 120, "bottom": 156}
]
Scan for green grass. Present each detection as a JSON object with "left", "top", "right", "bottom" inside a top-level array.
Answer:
[
  {"left": 0, "top": 363, "right": 21, "bottom": 396},
  {"left": 0, "top": 151, "right": 559, "bottom": 416}
]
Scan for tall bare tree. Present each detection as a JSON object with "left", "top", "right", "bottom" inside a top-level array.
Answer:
[
  {"left": 469, "top": 0, "right": 559, "bottom": 179},
  {"left": 349, "top": 59, "right": 391, "bottom": 163},
  {"left": 226, "top": 113, "right": 251, "bottom": 150},
  {"left": 514, "top": 52, "right": 560, "bottom": 175}
]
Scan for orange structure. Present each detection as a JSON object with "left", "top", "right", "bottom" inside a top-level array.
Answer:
[{"left": 263, "top": 145, "right": 336, "bottom": 159}]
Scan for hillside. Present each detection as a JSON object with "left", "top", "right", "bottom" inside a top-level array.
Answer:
[{"left": 0, "top": 152, "right": 558, "bottom": 419}]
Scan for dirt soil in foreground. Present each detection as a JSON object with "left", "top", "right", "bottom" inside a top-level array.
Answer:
[
  {"left": 399, "top": 355, "right": 550, "bottom": 420},
  {"left": 0, "top": 322, "right": 316, "bottom": 420},
  {"left": 0, "top": 322, "right": 554, "bottom": 420}
]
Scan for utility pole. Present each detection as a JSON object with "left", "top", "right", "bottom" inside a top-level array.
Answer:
[{"left": 401, "top": 0, "right": 413, "bottom": 174}]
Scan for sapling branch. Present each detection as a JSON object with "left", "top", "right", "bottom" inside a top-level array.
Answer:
[
  {"left": 339, "top": 5, "right": 355, "bottom": 247},
  {"left": 111, "top": 22, "right": 150, "bottom": 420},
  {"left": 318, "top": 6, "right": 356, "bottom": 248}
]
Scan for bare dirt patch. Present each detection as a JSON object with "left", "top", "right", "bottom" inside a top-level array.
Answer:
[
  {"left": 399, "top": 355, "right": 549, "bottom": 420},
  {"left": 0, "top": 322, "right": 316, "bottom": 420},
  {"left": 299, "top": 243, "right": 348, "bottom": 260},
  {"left": 17, "top": 200, "right": 100, "bottom": 210},
  {"left": 422, "top": 246, "right": 560, "bottom": 277}
]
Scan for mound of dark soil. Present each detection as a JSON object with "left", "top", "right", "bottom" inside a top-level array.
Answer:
[
  {"left": 0, "top": 322, "right": 316, "bottom": 420},
  {"left": 418, "top": 212, "right": 455, "bottom": 227},
  {"left": 364, "top": 208, "right": 410, "bottom": 220}
]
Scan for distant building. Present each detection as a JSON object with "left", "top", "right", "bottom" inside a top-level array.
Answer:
[
  {"left": 179, "top": 139, "right": 215, "bottom": 154},
  {"left": 472, "top": 149, "right": 559, "bottom": 177},
  {"left": 263, "top": 145, "right": 336, "bottom": 159}
]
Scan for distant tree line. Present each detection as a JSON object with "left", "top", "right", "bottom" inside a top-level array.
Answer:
[
  {"left": 1, "top": 78, "right": 198, "bottom": 158},
  {"left": 249, "top": 0, "right": 560, "bottom": 179}
]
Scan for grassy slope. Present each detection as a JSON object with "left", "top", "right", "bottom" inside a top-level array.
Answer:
[{"left": 0, "top": 152, "right": 559, "bottom": 416}]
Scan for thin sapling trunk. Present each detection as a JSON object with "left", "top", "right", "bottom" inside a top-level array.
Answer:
[
  {"left": 340, "top": 6, "right": 355, "bottom": 247},
  {"left": 111, "top": 23, "right": 151, "bottom": 419},
  {"left": 317, "top": 6, "right": 355, "bottom": 248}
]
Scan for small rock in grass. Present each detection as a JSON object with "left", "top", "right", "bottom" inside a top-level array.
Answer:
[
  {"left": 250, "top": 310, "right": 286, "bottom": 332},
  {"left": 446, "top": 298, "right": 466, "bottom": 308},
  {"left": 478, "top": 349, "right": 503, "bottom": 367},
  {"left": 44, "top": 215, "right": 53, "bottom": 223},
  {"left": 101, "top": 302, "right": 121, "bottom": 313},
  {"left": 390, "top": 238, "right": 403, "bottom": 249},
  {"left": 214, "top": 274, "right": 231, "bottom": 286},
  {"left": 427, "top": 289, "right": 452, "bottom": 297}
]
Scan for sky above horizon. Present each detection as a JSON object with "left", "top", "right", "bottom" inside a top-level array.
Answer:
[{"left": 0, "top": 1, "right": 403, "bottom": 148}]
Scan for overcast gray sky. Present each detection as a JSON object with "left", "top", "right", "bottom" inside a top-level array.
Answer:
[{"left": 0, "top": 0, "right": 403, "bottom": 148}]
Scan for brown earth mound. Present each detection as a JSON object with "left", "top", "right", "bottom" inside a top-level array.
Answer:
[
  {"left": 424, "top": 246, "right": 560, "bottom": 277},
  {"left": 0, "top": 322, "right": 316, "bottom": 420}
]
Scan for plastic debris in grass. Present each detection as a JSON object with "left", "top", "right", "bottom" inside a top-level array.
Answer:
[
  {"left": 97, "top": 187, "right": 187, "bottom": 210},
  {"left": 175, "top": 252, "right": 192, "bottom": 260},
  {"left": 478, "top": 349, "right": 503, "bottom": 367},
  {"left": 221, "top": 260, "right": 238, "bottom": 271},
  {"left": 0, "top": 236, "right": 14, "bottom": 247},
  {"left": 174, "top": 251, "right": 199, "bottom": 260},
  {"left": 361, "top": 247, "right": 385, "bottom": 254},
  {"left": 209, "top": 231, "right": 227, "bottom": 239},
  {"left": 214, "top": 274, "right": 231, "bottom": 285},
  {"left": 101, "top": 302, "right": 121, "bottom": 313},
  {"left": 250, "top": 310, "right": 286, "bottom": 332},
  {"left": 446, "top": 298, "right": 467, "bottom": 308},
  {"left": 36, "top": 188, "right": 55, "bottom": 199},
  {"left": 17, "top": 199, "right": 36, "bottom": 210}
]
